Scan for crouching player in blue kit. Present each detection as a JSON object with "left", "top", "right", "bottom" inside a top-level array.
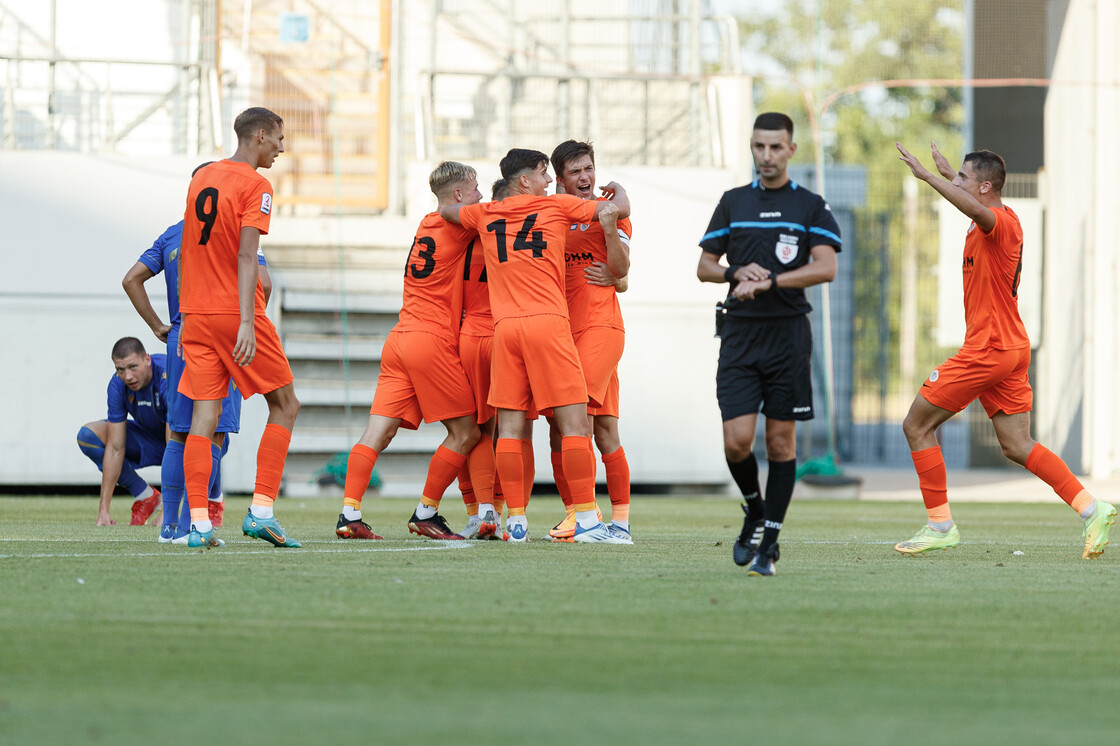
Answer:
[
  {"left": 122, "top": 216, "right": 272, "bottom": 542},
  {"left": 79, "top": 337, "right": 168, "bottom": 526}
]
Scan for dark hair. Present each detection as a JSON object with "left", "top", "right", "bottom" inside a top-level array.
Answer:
[
  {"left": 963, "top": 149, "right": 1006, "bottom": 192},
  {"left": 753, "top": 112, "right": 794, "bottom": 136},
  {"left": 499, "top": 148, "right": 549, "bottom": 182},
  {"left": 550, "top": 140, "right": 595, "bottom": 177},
  {"left": 111, "top": 337, "right": 146, "bottom": 360},
  {"left": 491, "top": 178, "right": 509, "bottom": 201},
  {"left": 233, "top": 107, "right": 284, "bottom": 142}
]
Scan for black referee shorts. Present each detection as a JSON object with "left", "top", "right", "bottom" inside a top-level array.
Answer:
[{"left": 716, "top": 314, "right": 814, "bottom": 422}]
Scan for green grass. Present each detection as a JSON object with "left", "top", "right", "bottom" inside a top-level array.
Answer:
[{"left": 2, "top": 495, "right": 1119, "bottom": 744}]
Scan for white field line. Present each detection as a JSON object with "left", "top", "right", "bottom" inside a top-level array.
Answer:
[{"left": 0, "top": 539, "right": 473, "bottom": 559}]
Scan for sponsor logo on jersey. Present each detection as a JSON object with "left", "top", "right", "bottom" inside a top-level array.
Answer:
[
  {"left": 260, "top": 193, "right": 272, "bottom": 215},
  {"left": 760, "top": 211, "right": 782, "bottom": 218},
  {"left": 566, "top": 251, "right": 594, "bottom": 263}
]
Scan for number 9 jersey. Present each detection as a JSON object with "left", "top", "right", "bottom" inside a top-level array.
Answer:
[{"left": 180, "top": 160, "right": 273, "bottom": 316}]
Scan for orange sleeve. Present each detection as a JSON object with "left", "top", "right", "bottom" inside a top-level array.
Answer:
[{"left": 238, "top": 176, "right": 273, "bottom": 235}]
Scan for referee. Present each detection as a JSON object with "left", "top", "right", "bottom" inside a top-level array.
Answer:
[{"left": 696, "top": 111, "right": 842, "bottom": 576}]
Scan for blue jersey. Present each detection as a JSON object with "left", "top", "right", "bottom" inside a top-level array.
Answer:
[
  {"left": 107, "top": 353, "right": 168, "bottom": 440},
  {"left": 137, "top": 221, "right": 269, "bottom": 329}
]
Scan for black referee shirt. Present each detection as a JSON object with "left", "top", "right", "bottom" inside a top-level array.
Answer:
[{"left": 700, "top": 179, "right": 842, "bottom": 318}]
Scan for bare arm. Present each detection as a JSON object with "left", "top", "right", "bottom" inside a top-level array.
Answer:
[
  {"left": 122, "top": 262, "right": 170, "bottom": 343},
  {"left": 930, "top": 141, "right": 957, "bottom": 180},
  {"left": 728, "top": 244, "right": 838, "bottom": 301},
  {"left": 259, "top": 263, "right": 273, "bottom": 306},
  {"left": 594, "top": 181, "right": 630, "bottom": 219},
  {"left": 583, "top": 261, "right": 628, "bottom": 292},
  {"left": 441, "top": 204, "right": 464, "bottom": 224},
  {"left": 232, "top": 227, "right": 260, "bottom": 366},
  {"left": 697, "top": 250, "right": 732, "bottom": 284},
  {"left": 95, "top": 421, "right": 127, "bottom": 526},
  {"left": 597, "top": 204, "right": 630, "bottom": 278},
  {"left": 897, "top": 142, "right": 995, "bottom": 232}
]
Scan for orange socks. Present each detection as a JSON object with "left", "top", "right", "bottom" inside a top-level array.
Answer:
[
  {"left": 467, "top": 438, "right": 496, "bottom": 507},
  {"left": 603, "top": 447, "right": 631, "bottom": 523},
  {"left": 420, "top": 446, "right": 466, "bottom": 509},
  {"left": 521, "top": 438, "right": 535, "bottom": 507},
  {"left": 496, "top": 438, "right": 525, "bottom": 516},
  {"left": 343, "top": 443, "right": 378, "bottom": 510},
  {"left": 184, "top": 434, "right": 214, "bottom": 521},
  {"left": 1025, "top": 443, "right": 1091, "bottom": 512},
  {"left": 561, "top": 435, "right": 597, "bottom": 513},
  {"left": 253, "top": 424, "right": 291, "bottom": 505},
  {"left": 912, "top": 445, "right": 951, "bottom": 525},
  {"left": 551, "top": 450, "right": 573, "bottom": 510}
]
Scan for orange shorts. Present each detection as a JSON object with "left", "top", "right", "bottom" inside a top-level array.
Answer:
[
  {"left": 574, "top": 326, "right": 623, "bottom": 411},
  {"left": 179, "top": 313, "right": 293, "bottom": 400},
  {"left": 371, "top": 329, "right": 475, "bottom": 429},
  {"left": 489, "top": 315, "right": 588, "bottom": 412},
  {"left": 920, "top": 346, "right": 1033, "bottom": 417},
  {"left": 458, "top": 332, "right": 494, "bottom": 424},
  {"left": 588, "top": 368, "right": 619, "bottom": 418}
]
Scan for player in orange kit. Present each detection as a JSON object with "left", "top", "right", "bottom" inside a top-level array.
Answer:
[
  {"left": 441, "top": 148, "right": 630, "bottom": 543},
  {"left": 336, "top": 161, "right": 496, "bottom": 541},
  {"left": 546, "top": 140, "right": 634, "bottom": 543},
  {"left": 894, "top": 141, "right": 1115, "bottom": 558},
  {"left": 177, "top": 106, "right": 301, "bottom": 548}
]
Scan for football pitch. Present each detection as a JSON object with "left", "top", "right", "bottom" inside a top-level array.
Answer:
[{"left": 2, "top": 495, "right": 1119, "bottom": 744}]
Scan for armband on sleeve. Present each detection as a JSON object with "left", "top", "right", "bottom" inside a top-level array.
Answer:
[{"left": 724, "top": 265, "right": 741, "bottom": 283}]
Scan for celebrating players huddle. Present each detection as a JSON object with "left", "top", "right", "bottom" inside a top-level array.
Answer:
[
  {"left": 82, "top": 104, "right": 1114, "bottom": 571},
  {"left": 91, "top": 105, "right": 636, "bottom": 548}
]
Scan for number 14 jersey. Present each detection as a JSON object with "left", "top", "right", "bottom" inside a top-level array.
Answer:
[{"left": 458, "top": 194, "right": 597, "bottom": 323}]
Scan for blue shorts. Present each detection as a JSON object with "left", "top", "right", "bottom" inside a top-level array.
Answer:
[
  {"left": 166, "top": 325, "right": 243, "bottom": 434},
  {"left": 125, "top": 420, "right": 166, "bottom": 468}
]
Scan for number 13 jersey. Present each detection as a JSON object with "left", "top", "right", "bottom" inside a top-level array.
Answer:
[
  {"left": 396, "top": 212, "right": 477, "bottom": 341},
  {"left": 458, "top": 194, "right": 597, "bottom": 324},
  {"left": 180, "top": 160, "right": 272, "bottom": 316}
]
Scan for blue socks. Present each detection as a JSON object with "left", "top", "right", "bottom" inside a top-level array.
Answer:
[{"left": 161, "top": 439, "right": 186, "bottom": 529}]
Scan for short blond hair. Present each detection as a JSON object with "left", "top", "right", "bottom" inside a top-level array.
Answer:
[{"left": 429, "top": 161, "right": 477, "bottom": 196}]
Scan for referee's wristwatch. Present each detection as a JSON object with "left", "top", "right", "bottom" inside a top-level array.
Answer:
[{"left": 769, "top": 271, "right": 779, "bottom": 291}]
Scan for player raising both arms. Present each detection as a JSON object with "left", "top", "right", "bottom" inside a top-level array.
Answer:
[
  {"left": 442, "top": 148, "right": 630, "bottom": 543},
  {"left": 336, "top": 161, "right": 496, "bottom": 541},
  {"left": 894, "top": 141, "right": 1115, "bottom": 558},
  {"left": 178, "top": 106, "right": 301, "bottom": 548},
  {"left": 546, "top": 140, "right": 634, "bottom": 544}
]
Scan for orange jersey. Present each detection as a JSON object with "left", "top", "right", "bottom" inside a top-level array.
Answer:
[
  {"left": 962, "top": 205, "right": 1030, "bottom": 351},
  {"left": 396, "top": 212, "right": 476, "bottom": 341},
  {"left": 564, "top": 201, "right": 631, "bottom": 332},
  {"left": 458, "top": 193, "right": 597, "bottom": 323},
  {"left": 460, "top": 232, "right": 493, "bottom": 337},
  {"left": 180, "top": 160, "right": 272, "bottom": 315}
]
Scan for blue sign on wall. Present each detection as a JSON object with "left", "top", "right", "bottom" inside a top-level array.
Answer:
[{"left": 279, "top": 13, "right": 310, "bottom": 43}]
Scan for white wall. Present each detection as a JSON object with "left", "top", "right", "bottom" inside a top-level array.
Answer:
[
  {"left": 0, "top": 152, "right": 268, "bottom": 490},
  {"left": 1041, "top": 0, "right": 1120, "bottom": 478}
]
